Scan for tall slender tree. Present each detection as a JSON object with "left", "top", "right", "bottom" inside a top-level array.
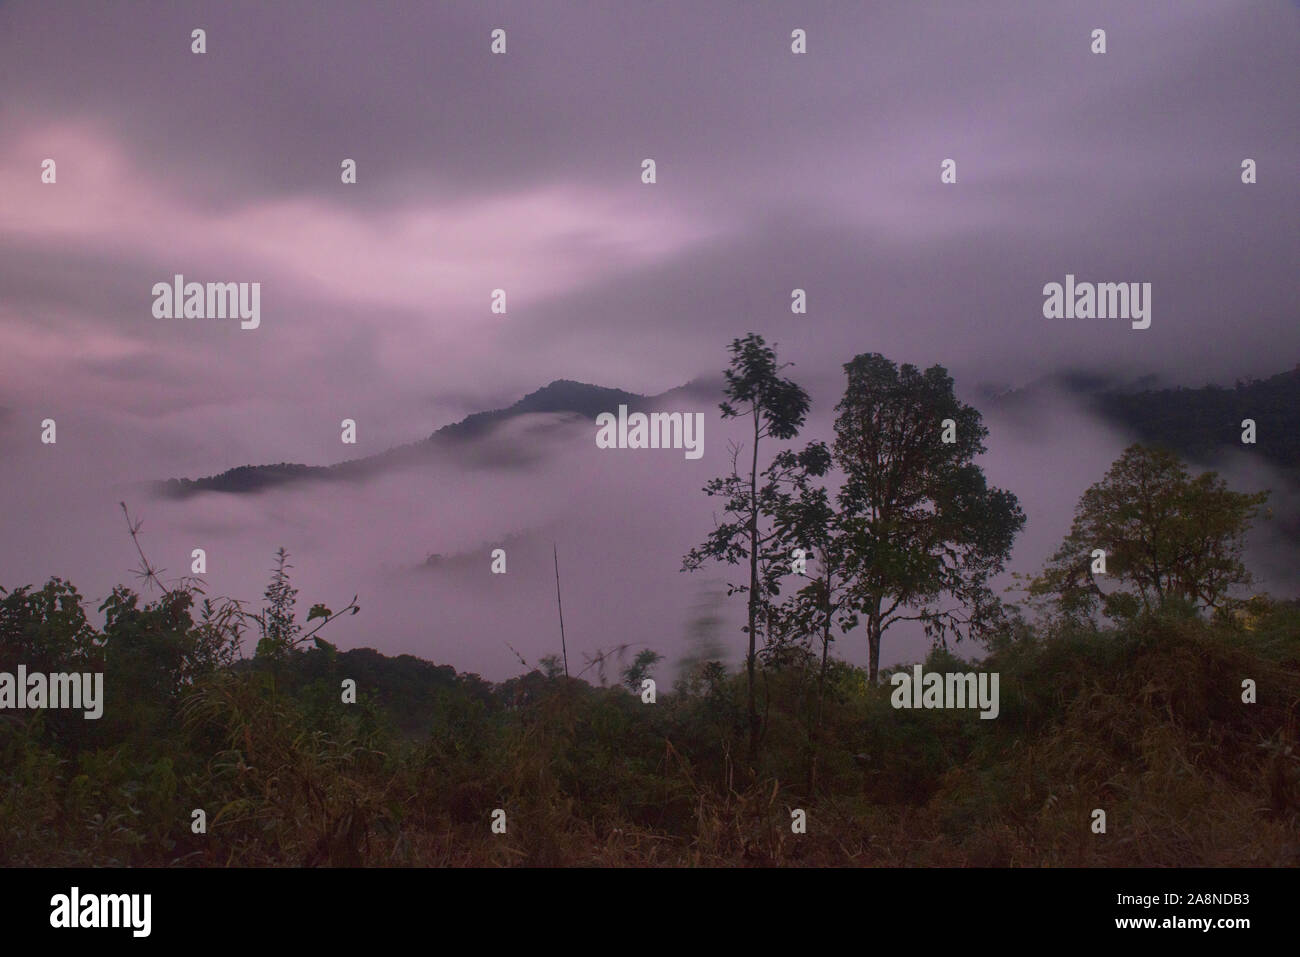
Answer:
[{"left": 683, "top": 334, "right": 810, "bottom": 757}]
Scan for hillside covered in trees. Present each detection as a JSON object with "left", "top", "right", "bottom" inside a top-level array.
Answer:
[
  {"left": 4, "top": 338, "right": 1297, "bottom": 867},
  {"left": 993, "top": 365, "right": 1300, "bottom": 481},
  {"left": 1, "top": 571, "right": 1296, "bottom": 866}
]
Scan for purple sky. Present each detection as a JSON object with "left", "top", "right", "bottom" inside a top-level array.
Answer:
[{"left": 1, "top": 1, "right": 1296, "bottom": 678}]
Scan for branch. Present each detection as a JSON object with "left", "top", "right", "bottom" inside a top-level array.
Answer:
[
  {"left": 119, "top": 501, "right": 176, "bottom": 593},
  {"left": 294, "top": 595, "right": 360, "bottom": 647}
]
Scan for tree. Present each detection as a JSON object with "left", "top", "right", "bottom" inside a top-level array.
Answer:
[
  {"left": 683, "top": 334, "right": 811, "bottom": 756},
  {"left": 769, "top": 446, "right": 845, "bottom": 688},
  {"left": 0, "top": 578, "right": 100, "bottom": 675},
  {"left": 1029, "top": 444, "right": 1269, "bottom": 618},
  {"left": 769, "top": 442, "right": 851, "bottom": 791},
  {"left": 833, "top": 355, "right": 1024, "bottom": 682},
  {"left": 622, "top": 649, "right": 663, "bottom": 692},
  {"left": 255, "top": 548, "right": 300, "bottom": 662},
  {"left": 252, "top": 548, "right": 359, "bottom": 670}
]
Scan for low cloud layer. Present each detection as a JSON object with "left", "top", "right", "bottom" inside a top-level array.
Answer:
[{"left": 0, "top": 1, "right": 1295, "bottom": 677}]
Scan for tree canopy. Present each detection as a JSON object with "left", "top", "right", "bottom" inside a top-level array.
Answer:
[
  {"left": 1030, "top": 444, "right": 1269, "bottom": 618},
  {"left": 832, "top": 355, "right": 1025, "bottom": 681}
]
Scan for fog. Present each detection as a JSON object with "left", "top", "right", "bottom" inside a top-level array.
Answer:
[
  {"left": 1, "top": 0, "right": 1296, "bottom": 680},
  {"left": 2, "top": 369, "right": 1292, "bottom": 683}
]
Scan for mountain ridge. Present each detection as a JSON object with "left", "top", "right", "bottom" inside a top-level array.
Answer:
[
  {"left": 153, "top": 378, "right": 694, "bottom": 497},
  {"left": 154, "top": 364, "right": 1300, "bottom": 498},
  {"left": 987, "top": 365, "right": 1300, "bottom": 476}
]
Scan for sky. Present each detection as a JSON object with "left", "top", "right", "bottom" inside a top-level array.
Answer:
[{"left": 1, "top": 1, "right": 1296, "bottom": 679}]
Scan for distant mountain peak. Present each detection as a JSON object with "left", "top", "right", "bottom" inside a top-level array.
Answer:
[
  {"left": 507, "top": 379, "right": 645, "bottom": 416},
  {"left": 156, "top": 378, "right": 664, "bottom": 497}
]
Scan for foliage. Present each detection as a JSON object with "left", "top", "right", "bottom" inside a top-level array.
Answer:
[
  {"left": 1, "top": 554, "right": 1294, "bottom": 867},
  {"left": 682, "top": 333, "right": 812, "bottom": 755},
  {"left": 1029, "top": 444, "right": 1270, "bottom": 619},
  {"left": 831, "top": 354, "right": 1025, "bottom": 681}
]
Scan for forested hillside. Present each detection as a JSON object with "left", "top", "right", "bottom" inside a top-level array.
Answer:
[
  {"left": 5, "top": 341, "right": 1297, "bottom": 867},
  {"left": 1094, "top": 367, "right": 1300, "bottom": 478},
  {"left": 2, "top": 571, "right": 1296, "bottom": 866}
]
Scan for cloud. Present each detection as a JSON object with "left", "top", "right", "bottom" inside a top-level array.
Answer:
[{"left": 0, "top": 0, "right": 1295, "bottom": 676}]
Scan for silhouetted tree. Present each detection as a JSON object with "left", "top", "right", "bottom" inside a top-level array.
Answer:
[
  {"left": 683, "top": 334, "right": 811, "bottom": 756},
  {"left": 833, "top": 355, "right": 1024, "bottom": 682},
  {"left": 769, "top": 441, "right": 848, "bottom": 783},
  {"left": 1030, "top": 444, "right": 1269, "bottom": 618}
]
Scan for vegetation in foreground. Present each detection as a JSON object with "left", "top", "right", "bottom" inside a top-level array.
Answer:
[{"left": 1, "top": 566, "right": 1296, "bottom": 866}]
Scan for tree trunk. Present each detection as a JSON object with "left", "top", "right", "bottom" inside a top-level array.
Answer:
[
  {"left": 810, "top": 589, "right": 832, "bottom": 795},
  {"left": 867, "top": 602, "right": 882, "bottom": 684},
  {"left": 746, "top": 410, "right": 761, "bottom": 759},
  {"left": 817, "top": 615, "right": 831, "bottom": 730}
]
